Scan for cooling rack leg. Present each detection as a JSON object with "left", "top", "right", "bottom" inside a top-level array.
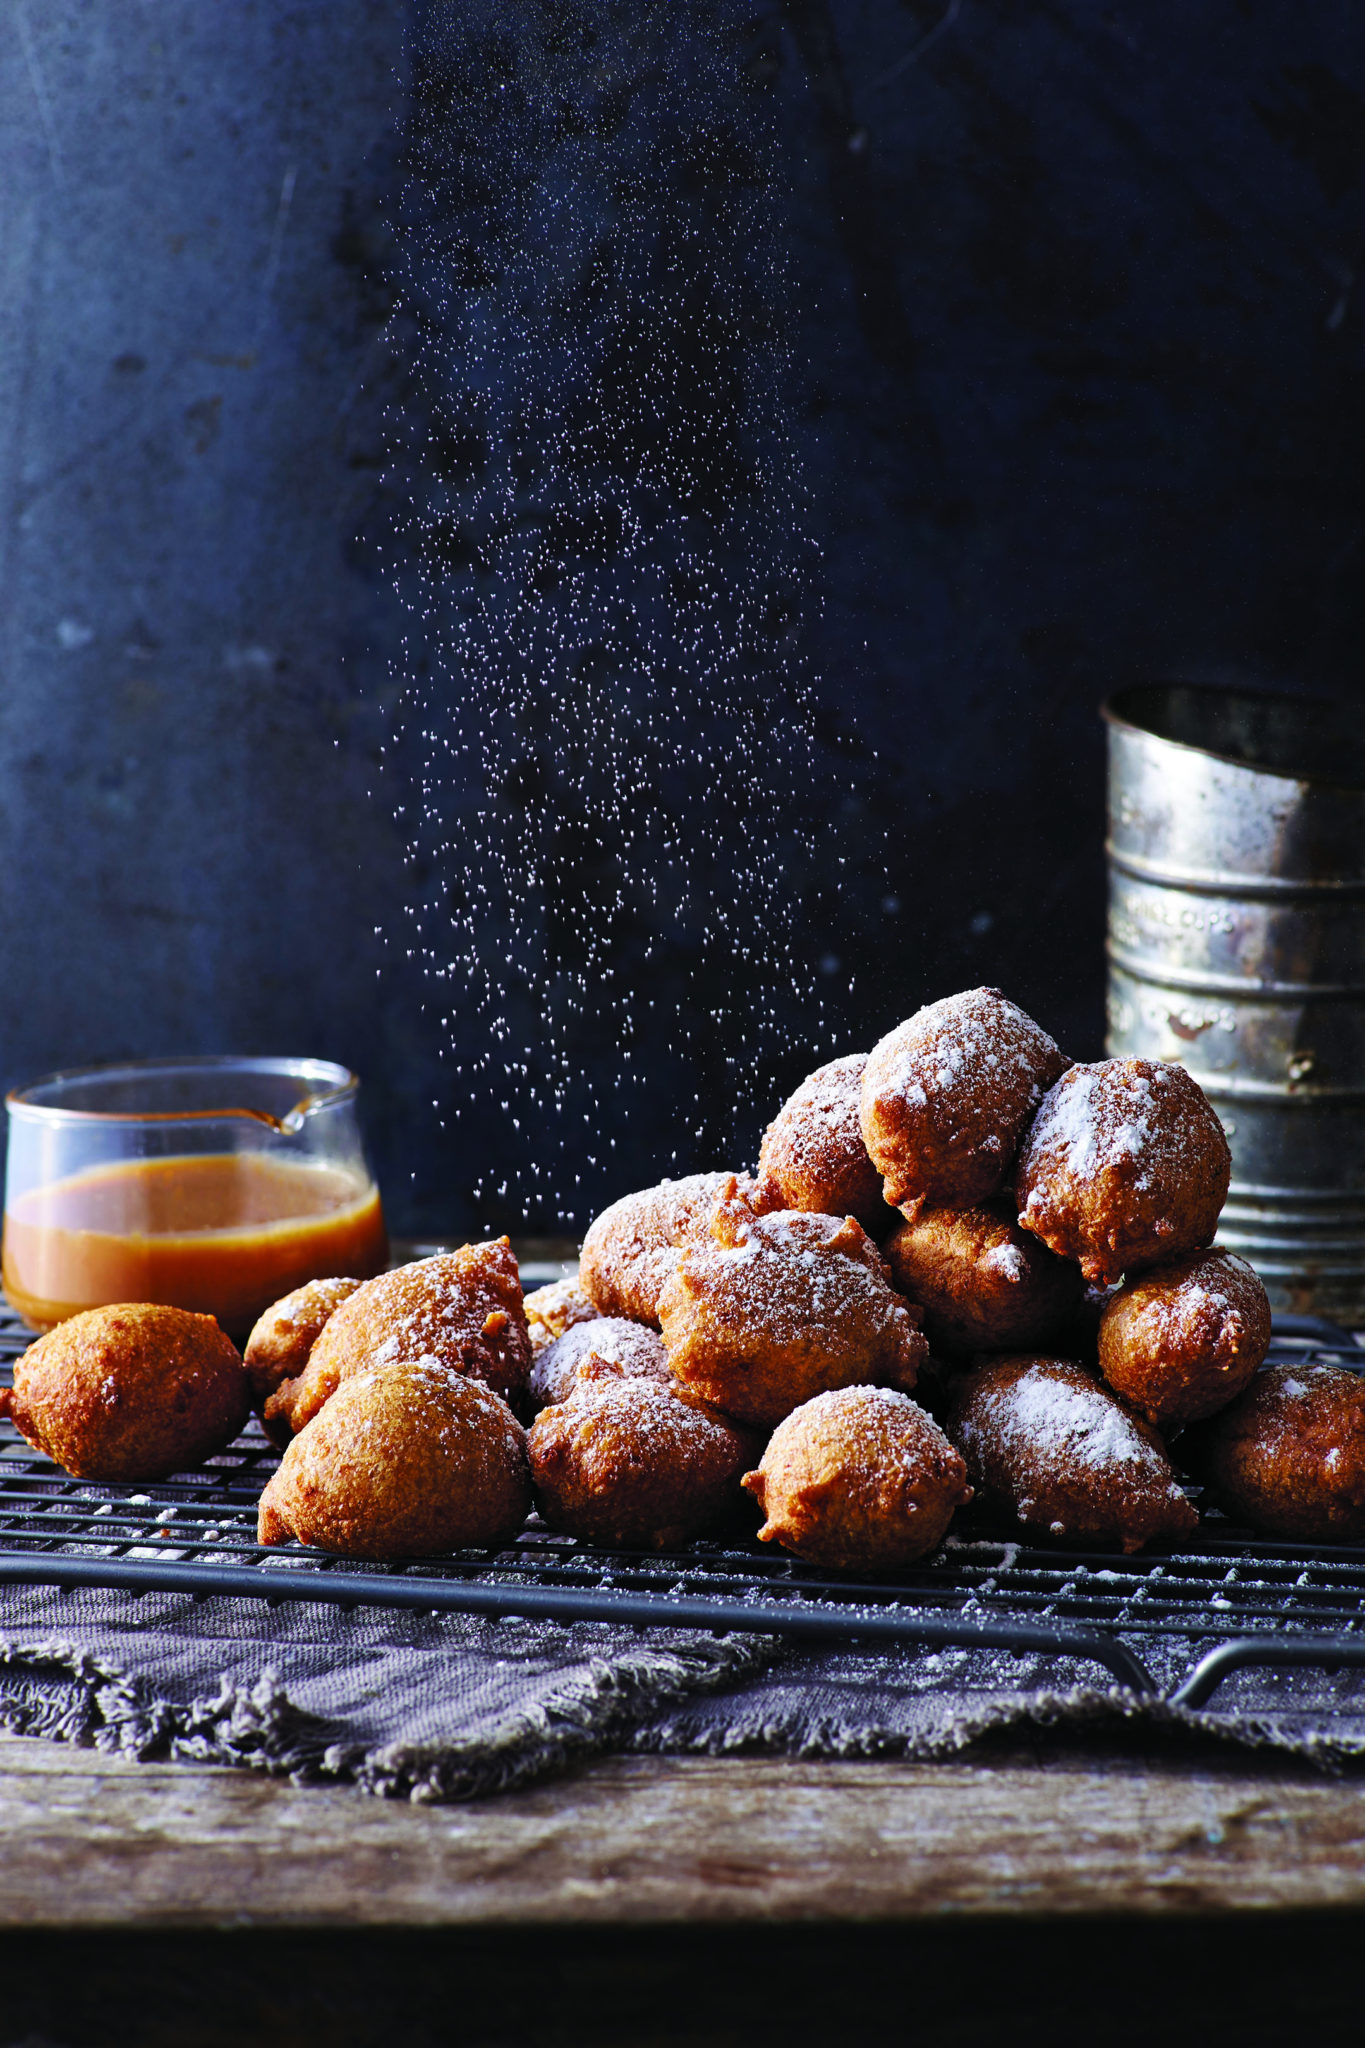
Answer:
[{"left": 1169, "top": 1638, "right": 1365, "bottom": 1711}]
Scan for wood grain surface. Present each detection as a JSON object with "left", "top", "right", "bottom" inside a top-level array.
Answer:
[{"left": 3, "top": 1736, "right": 1365, "bottom": 1928}]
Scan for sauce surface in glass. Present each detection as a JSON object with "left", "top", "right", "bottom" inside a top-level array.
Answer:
[{"left": 2, "top": 1153, "right": 388, "bottom": 1334}]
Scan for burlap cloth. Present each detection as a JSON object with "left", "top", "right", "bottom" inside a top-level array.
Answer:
[{"left": 3, "top": 1580, "right": 1365, "bottom": 1800}]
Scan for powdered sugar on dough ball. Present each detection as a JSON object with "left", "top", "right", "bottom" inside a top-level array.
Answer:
[
  {"left": 523, "top": 1276, "right": 599, "bottom": 1357},
  {"left": 530, "top": 1316, "right": 670, "bottom": 1411},
  {"left": 1194, "top": 1362, "right": 1365, "bottom": 1541},
  {"left": 659, "top": 1177, "right": 927, "bottom": 1430},
  {"left": 243, "top": 1276, "right": 364, "bottom": 1406},
  {"left": 579, "top": 1170, "right": 771, "bottom": 1326},
  {"left": 860, "top": 988, "right": 1068, "bottom": 1214},
  {"left": 743, "top": 1385, "right": 972, "bottom": 1572},
  {"left": 264, "top": 1239, "right": 532, "bottom": 1440},
  {"left": 258, "top": 1360, "right": 530, "bottom": 1558},
  {"left": 1015, "top": 1058, "right": 1231, "bottom": 1285},
  {"left": 883, "top": 1201, "right": 1083, "bottom": 1358},
  {"left": 756, "top": 1053, "right": 892, "bottom": 1232},
  {"left": 1098, "top": 1248, "right": 1271, "bottom": 1429},
  {"left": 527, "top": 1374, "right": 755, "bottom": 1549},
  {"left": 946, "top": 1353, "right": 1197, "bottom": 1554}
]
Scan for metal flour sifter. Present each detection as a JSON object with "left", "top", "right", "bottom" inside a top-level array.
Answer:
[{"left": 1103, "top": 682, "right": 1365, "bottom": 1322}]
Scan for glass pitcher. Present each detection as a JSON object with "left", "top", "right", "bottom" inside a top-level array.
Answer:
[{"left": 3, "top": 1056, "right": 388, "bottom": 1335}]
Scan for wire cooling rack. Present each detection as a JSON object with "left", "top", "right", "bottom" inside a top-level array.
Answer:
[{"left": 1, "top": 1298, "right": 1363, "bottom": 1712}]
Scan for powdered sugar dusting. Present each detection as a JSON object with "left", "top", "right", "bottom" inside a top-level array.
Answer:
[
  {"left": 878, "top": 989, "right": 1060, "bottom": 1111},
  {"left": 676, "top": 1200, "right": 905, "bottom": 1352},
  {"left": 980, "top": 1372, "right": 1161, "bottom": 1474},
  {"left": 531, "top": 1316, "right": 669, "bottom": 1408},
  {"left": 757, "top": 1053, "right": 885, "bottom": 1222},
  {"left": 981, "top": 1242, "right": 1028, "bottom": 1283},
  {"left": 784, "top": 1384, "right": 954, "bottom": 1483},
  {"left": 862, "top": 988, "right": 1067, "bottom": 1209},
  {"left": 1031, "top": 1061, "right": 1167, "bottom": 1189}
]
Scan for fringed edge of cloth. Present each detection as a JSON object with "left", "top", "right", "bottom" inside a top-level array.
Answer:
[
  {"left": 630, "top": 1681, "right": 1365, "bottom": 1774},
  {"left": 0, "top": 1629, "right": 780, "bottom": 1801}
]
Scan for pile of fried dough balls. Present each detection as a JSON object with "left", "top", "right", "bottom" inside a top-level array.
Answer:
[{"left": 5, "top": 987, "right": 1364, "bottom": 1568}]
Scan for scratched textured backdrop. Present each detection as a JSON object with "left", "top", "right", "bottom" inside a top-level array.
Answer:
[{"left": 0, "top": 2, "right": 1361, "bottom": 1234}]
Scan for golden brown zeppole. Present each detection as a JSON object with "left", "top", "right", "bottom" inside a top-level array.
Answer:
[
  {"left": 8, "top": 982, "right": 1268, "bottom": 1576},
  {"left": 243, "top": 1276, "right": 365, "bottom": 1409},
  {"left": 1, "top": 1303, "right": 249, "bottom": 1482},
  {"left": 744, "top": 1386, "right": 971, "bottom": 1572},
  {"left": 258, "top": 1359, "right": 530, "bottom": 1558},
  {"left": 529, "top": 1316, "right": 670, "bottom": 1412},
  {"left": 659, "top": 1177, "right": 926, "bottom": 1429},
  {"left": 946, "top": 1353, "right": 1197, "bottom": 1554},
  {"left": 527, "top": 1369, "right": 756, "bottom": 1549},
  {"left": 1190, "top": 1362, "right": 1365, "bottom": 1541},
  {"left": 1015, "top": 1058, "right": 1230, "bottom": 1285},
  {"left": 1096, "top": 1248, "right": 1271, "bottom": 1429},
  {"left": 883, "top": 1200, "right": 1082, "bottom": 1358},
  {"left": 860, "top": 987, "right": 1068, "bottom": 1216},
  {"left": 754, "top": 1053, "right": 893, "bottom": 1232},
  {"left": 264, "top": 1239, "right": 531, "bottom": 1439}
]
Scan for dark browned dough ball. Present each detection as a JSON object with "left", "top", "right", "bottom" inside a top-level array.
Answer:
[
  {"left": 530, "top": 1316, "right": 670, "bottom": 1411},
  {"left": 860, "top": 988, "right": 1068, "bottom": 1216},
  {"left": 1015, "top": 1058, "right": 1231, "bottom": 1286},
  {"left": 258, "top": 1360, "right": 530, "bottom": 1558},
  {"left": 743, "top": 1385, "right": 972, "bottom": 1573},
  {"left": 1, "top": 1303, "right": 249, "bottom": 1481},
  {"left": 883, "top": 1201, "right": 1083, "bottom": 1358},
  {"left": 242, "top": 1276, "right": 364, "bottom": 1408},
  {"left": 755, "top": 1053, "right": 893, "bottom": 1232},
  {"left": 1097, "top": 1249, "right": 1271, "bottom": 1429},
  {"left": 1193, "top": 1362, "right": 1365, "bottom": 1541},
  {"left": 527, "top": 1376, "right": 756, "bottom": 1549},
  {"left": 946, "top": 1353, "right": 1197, "bottom": 1555}
]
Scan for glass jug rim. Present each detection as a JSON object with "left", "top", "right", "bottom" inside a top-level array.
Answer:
[{"left": 5, "top": 1055, "right": 359, "bottom": 1131}]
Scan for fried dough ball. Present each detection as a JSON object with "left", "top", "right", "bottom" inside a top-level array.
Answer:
[
  {"left": 579, "top": 1171, "right": 769, "bottom": 1326},
  {"left": 523, "top": 1276, "right": 599, "bottom": 1356},
  {"left": 658, "top": 1178, "right": 927, "bottom": 1430},
  {"left": 258, "top": 1360, "right": 530, "bottom": 1558},
  {"left": 242, "top": 1277, "right": 364, "bottom": 1408},
  {"left": 1015, "top": 1058, "right": 1231, "bottom": 1286},
  {"left": 755, "top": 1054, "right": 892, "bottom": 1232},
  {"left": 1192, "top": 1363, "right": 1365, "bottom": 1541},
  {"left": 861, "top": 988, "right": 1068, "bottom": 1216},
  {"left": 946, "top": 1353, "right": 1197, "bottom": 1554},
  {"left": 883, "top": 1201, "right": 1083, "bottom": 1358},
  {"left": 527, "top": 1375, "right": 754, "bottom": 1549},
  {"left": 264, "top": 1239, "right": 531, "bottom": 1440},
  {"left": 1097, "top": 1249, "right": 1271, "bottom": 1430},
  {"left": 530, "top": 1316, "right": 670, "bottom": 1411},
  {"left": 743, "top": 1386, "right": 972, "bottom": 1572},
  {"left": 0, "top": 1303, "right": 249, "bottom": 1481}
]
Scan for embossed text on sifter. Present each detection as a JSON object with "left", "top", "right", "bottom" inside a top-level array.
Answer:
[{"left": 1102, "top": 683, "right": 1365, "bottom": 1322}]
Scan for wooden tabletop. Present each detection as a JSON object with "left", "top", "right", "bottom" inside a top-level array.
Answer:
[
  {"left": 6, "top": 1737, "right": 1365, "bottom": 2046},
  {"left": 4, "top": 1734, "right": 1365, "bottom": 1927}
]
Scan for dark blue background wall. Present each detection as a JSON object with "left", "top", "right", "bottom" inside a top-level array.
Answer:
[{"left": 1, "top": 2, "right": 1361, "bottom": 1236}]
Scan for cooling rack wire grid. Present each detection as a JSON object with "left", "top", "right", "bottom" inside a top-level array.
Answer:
[{"left": 2, "top": 1298, "right": 1363, "bottom": 1712}]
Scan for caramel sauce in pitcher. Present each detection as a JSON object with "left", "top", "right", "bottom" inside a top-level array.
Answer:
[{"left": 2, "top": 1153, "right": 388, "bottom": 1335}]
